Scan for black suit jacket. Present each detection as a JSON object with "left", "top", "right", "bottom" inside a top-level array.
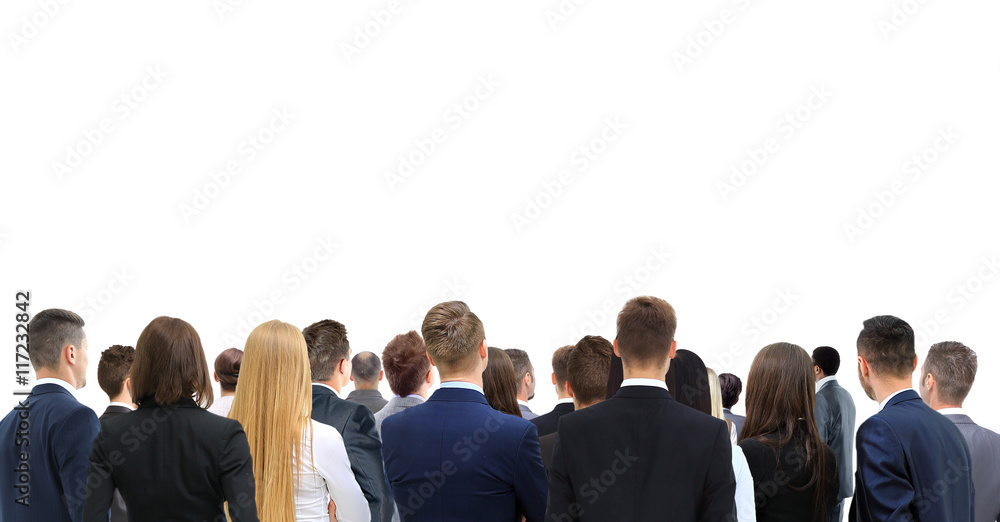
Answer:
[
  {"left": 546, "top": 385, "right": 736, "bottom": 521},
  {"left": 98, "top": 405, "right": 133, "bottom": 522},
  {"left": 99, "top": 405, "right": 132, "bottom": 421},
  {"left": 539, "top": 432, "right": 556, "bottom": 471},
  {"left": 83, "top": 398, "right": 258, "bottom": 521},
  {"left": 312, "top": 384, "right": 393, "bottom": 522},
  {"left": 531, "top": 401, "right": 574, "bottom": 438}
]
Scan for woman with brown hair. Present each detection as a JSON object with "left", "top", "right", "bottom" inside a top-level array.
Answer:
[
  {"left": 738, "top": 342, "right": 838, "bottom": 522},
  {"left": 483, "top": 346, "right": 522, "bottom": 417},
  {"left": 208, "top": 347, "right": 243, "bottom": 417}
]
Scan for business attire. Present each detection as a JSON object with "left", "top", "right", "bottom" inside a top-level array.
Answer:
[
  {"left": 82, "top": 398, "right": 258, "bottom": 521},
  {"left": 348, "top": 389, "right": 389, "bottom": 414},
  {"left": 312, "top": 383, "right": 394, "bottom": 522},
  {"left": 815, "top": 375, "right": 857, "bottom": 522},
  {"left": 531, "top": 399, "right": 574, "bottom": 438},
  {"left": 381, "top": 382, "right": 548, "bottom": 522},
  {"left": 732, "top": 443, "right": 757, "bottom": 522},
  {"left": 297, "top": 419, "right": 371, "bottom": 521},
  {"left": 725, "top": 407, "right": 746, "bottom": 440},
  {"left": 940, "top": 409, "right": 1000, "bottom": 522},
  {"left": 99, "top": 403, "right": 133, "bottom": 421},
  {"left": 547, "top": 379, "right": 736, "bottom": 521},
  {"left": 518, "top": 400, "right": 538, "bottom": 420},
  {"left": 98, "top": 402, "right": 134, "bottom": 522},
  {"left": 850, "top": 389, "right": 974, "bottom": 522},
  {"left": 207, "top": 394, "right": 235, "bottom": 417},
  {"left": 741, "top": 430, "right": 839, "bottom": 521},
  {"left": 539, "top": 432, "right": 557, "bottom": 470},
  {"left": 374, "top": 395, "right": 425, "bottom": 438},
  {"left": 0, "top": 379, "right": 100, "bottom": 522}
]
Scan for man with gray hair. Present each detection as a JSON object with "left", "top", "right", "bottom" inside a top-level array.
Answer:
[
  {"left": 348, "top": 351, "right": 389, "bottom": 413},
  {"left": 505, "top": 348, "right": 537, "bottom": 419}
]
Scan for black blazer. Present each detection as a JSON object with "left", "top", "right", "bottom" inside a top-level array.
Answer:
[
  {"left": 546, "top": 385, "right": 736, "bottom": 521},
  {"left": 99, "top": 405, "right": 132, "bottom": 422},
  {"left": 98, "top": 406, "right": 133, "bottom": 522},
  {"left": 531, "top": 401, "right": 574, "bottom": 438},
  {"left": 740, "top": 432, "right": 839, "bottom": 522},
  {"left": 83, "top": 398, "right": 258, "bottom": 522}
]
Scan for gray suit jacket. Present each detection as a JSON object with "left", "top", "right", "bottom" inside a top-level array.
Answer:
[
  {"left": 816, "top": 377, "right": 857, "bottom": 502},
  {"left": 374, "top": 396, "right": 425, "bottom": 438},
  {"left": 347, "top": 388, "right": 389, "bottom": 413},
  {"left": 945, "top": 414, "right": 1000, "bottom": 522},
  {"left": 723, "top": 408, "right": 745, "bottom": 439},
  {"left": 519, "top": 403, "right": 538, "bottom": 420}
]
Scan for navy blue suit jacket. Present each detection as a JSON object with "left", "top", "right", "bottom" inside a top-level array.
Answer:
[
  {"left": 851, "top": 390, "right": 974, "bottom": 522},
  {"left": 0, "top": 383, "right": 100, "bottom": 522},
  {"left": 380, "top": 387, "right": 548, "bottom": 522}
]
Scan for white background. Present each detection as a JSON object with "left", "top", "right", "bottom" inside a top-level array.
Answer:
[{"left": 2, "top": 0, "right": 999, "bottom": 439}]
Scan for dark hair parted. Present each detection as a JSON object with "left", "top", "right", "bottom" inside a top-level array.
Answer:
[
  {"left": 483, "top": 347, "right": 521, "bottom": 417},
  {"left": 718, "top": 373, "right": 743, "bottom": 409},
  {"left": 214, "top": 347, "right": 243, "bottom": 392},
  {"left": 567, "top": 336, "right": 612, "bottom": 407},
  {"left": 421, "top": 301, "right": 485, "bottom": 374},
  {"left": 27, "top": 308, "right": 85, "bottom": 371},
  {"left": 351, "top": 351, "right": 382, "bottom": 384},
  {"left": 382, "top": 331, "right": 430, "bottom": 397},
  {"left": 615, "top": 296, "right": 677, "bottom": 369},
  {"left": 130, "top": 316, "right": 214, "bottom": 407},
  {"left": 97, "top": 345, "right": 135, "bottom": 399},
  {"left": 857, "top": 315, "right": 916, "bottom": 378},
  {"left": 812, "top": 346, "right": 841, "bottom": 377},
  {"left": 924, "top": 341, "right": 978, "bottom": 405},
  {"left": 302, "top": 319, "right": 350, "bottom": 382}
]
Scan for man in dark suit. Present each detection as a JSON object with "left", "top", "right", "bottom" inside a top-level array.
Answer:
[
  {"left": 304, "top": 319, "right": 393, "bottom": 522},
  {"left": 96, "top": 344, "right": 137, "bottom": 522},
  {"left": 0, "top": 309, "right": 100, "bottom": 522},
  {"left": 347, "top": 351, "right": 389, "bottom": 413},
  {"left": 546, "top": 296, "right": 736, "bottom": 521},
  {"left": 531, "top": 344, "right": 574, "bottom": 438},
  {"left": 381, "top": 301, "right": 548, "bottom": 522},
  {"left": 812, "top": 346, "right": 857, "bottom": 522},
  {"left": 505, "top": 348, "right": 539, "bottom": 419},
  {"left": 920, "top": 341, "right": 1000, "bottom": 522},
  {"left": 851, "top": 315, "right": 974, "bottom": 522},
  {"left": 718, "top": 372, "right": 745, "bottom": 439}
]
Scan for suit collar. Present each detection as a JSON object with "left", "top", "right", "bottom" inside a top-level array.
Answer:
[
  {"left": 817, "top": 375, "right": 839, "bottom": 392},
  {"left": 348, "top": 389, "right": 383, "bottom": 398},
  {"left": 553, "top": 402, "right": 574, "bottom": 413},
  {"left": 32, "top": 379, "right": 77, "bottom": 397},
  {"left": 880, "top": 388, "right": 920, "bottom": 411},
  {"left": 611, "top": 385, "right": 674, "bottom": 400},
  {"left": 428, "top": 387, "right": 489, "bottom": 405},
  {"left": 312, "top": 382, "right": 341, "bottom": 398},
  {"left": 943, "top": 413, "right": 976, "bottom": 425},
  {"left": 387, "top": 395, "right": 425, "bottom": 407}
]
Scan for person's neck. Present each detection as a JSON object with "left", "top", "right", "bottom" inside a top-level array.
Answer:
[
  {"left": 315, "top": 378, "right": 343, "bottom": 394},
  {"left": 35, "top": 368, "right": 77, "bottom": 389},
  {"left": 574, "top": 399, "right": 601, "bottom": 410},
  {"left": 929, "top": 397, "right": 963, "bottom": 411},
  {"left": 356, "top": 383, "right": 379, "bottom": 391},
  {"left": 622, "top": 365, "right": 668, "bottom": 381},
  {"left": 516, "top": 390, "right": 529, "bottom": 402},
  {"left": 219, "top": 390, "right": 236, "bottom": 398},
  {"left": 872, "top": 376, "right": 914, "bottom": 403},
  {"left": 109, "top": 392, "right": 135, "bottom": 406},
  {"left": 555, "top": 387, "right": 571, "bottom": 400},
  {"left": 815, "top": 372, "right": 828, "bottom": 383},
  {"left": 440, "top": 373, "right": 484, "bottom": 389}
]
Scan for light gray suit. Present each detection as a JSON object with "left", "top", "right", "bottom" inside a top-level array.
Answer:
[
  {"left": 723, "top": 408, "right": 745, "bottom": 439},
  {"left": 518, "top": 403, "right": 538, "bottom": 420},
  {"left": 816, "top": 376, "right": 856, "bottom": 522},
  {"left": 373, "top": 395, "right": 426, "bottom": 522},
  {"left": 945, "top": 414, "right": 1000, "bottom": 522}
]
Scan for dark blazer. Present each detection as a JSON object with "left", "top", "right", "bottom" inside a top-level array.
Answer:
[
  {"left": 531, "top": 401, "right": 574, "bottom": 438},
  {"left": 381, "top": 387, "right": 548, "bottom": 522},
  {"left": 98, "top": 405, "right": 133, "bottom": 522},
  {"left": 740, "top": 432, "right": 839, "bottom": 521},
  {"left": 99, "top": 405, "right": 132, "bottom": 422},
  {"left": 312, "top": 384, "right": 393, "bottom": 522},
  {"left": 546, "top": 385, "right": 736, "bottom": 522},
  {"left": 815, "top": 377, "right": 857, "bottom": 502},
  {"left": 347, "top": 388, "right": 389, "bottom": 413},
  {"left": 82, "top": 398, "right": 258, "bottom": 521},
  {"left": 944, "top": 413, "right": 1000, "bottom": 522},
  {"left": 0, "top": 383, "right": 100, "bottom": 522},
  {"left": 850, "top": 390, "right": 974, "bottom": 522},
  {"left": 519, "top": 403, "right": 538, "bottom": 420},
  {"left": 724, "top": 408, "right": 745, "bottom": 439},
  {"left": 539, "top": 432, "right": 556, "bottom": 471}
]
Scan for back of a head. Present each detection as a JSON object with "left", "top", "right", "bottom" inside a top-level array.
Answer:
[
  {"left": 505, "top": 348, "right": 533, "bottom": 381},
  {"left": 718, "top": 373, "right": 743, "bottom": 410},
  {"left": 812, "top": 346, "right": 841, "bottom": 377},
  {"left": 302, "top": 319, "right": 349, "bottom": 382},
  {"left": 664, "top": 349, "right": 712, "bottom": 415},
  {"left": 382, "top": 331, "right": 431, "bottom": 397},
  {"left": 706, "top": 368, "right": 725, "bottom": 421},
  {"left": 615, "top": 296, "right": 677, "bottom": 370},
  {"left": 924, "top": 341, "right": 978, "bottom": 406},
  {"left": 351, "top": 351, "right": 382, "bottom": 385},
  {"left": 857, "top": 315, "right": 916, "bottom": 379},
  {"left": 27, "top": 308, "right": 85, "bottom": 372},
  {"left": 421, "top": 301, "right": 485, "bottom": 376},
  {"left": 483, "top": 346, "right": 521, "bottom": 417},
  {"left": 130, "top": 316, "right": 213, "bottom": 407},
  {"left": 97, "top": 345, "right": 135, "bottom": 400},
  {"left": 568, "top": 336, "right": 613, "bottom": 407},
  {"left": 214, "top": 348, "right": 243, "bottom": 393},
  {"left": 551, "top": 345, "right": 574, "bottom": 390}
]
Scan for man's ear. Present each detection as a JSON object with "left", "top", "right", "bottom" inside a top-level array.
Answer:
[
  {"left": 122, "top": 377, "right": 131, "bottom": 396},
  {"left": 339, "top": 358, "right": 349, "bottom": 375},
  {"left": 479, "top": 339, "right": 488, "bottom": 360},
  {"left": 379, "top": 370, "right": 384, "bottom": 382},
  {"left": 565, "top": 380, "right": 575, "bottom": 398},
  {"left": 925, "top": 372, "right": 936, "bottom": 391},
  {"left": 551, "top": 373, "right": 557, "bottom": 386},
  {"left": 425, "top": 369, "right": 434, "bottom": 384},
  {"left": 65, "top": 343, "right": 77, "bottom": 365},
  {"left": 858, "top": 356, "right": 870, "bottom": 377},
  {"left": 349, "top": 374, "right": 354, "bottom": 382},
  {"left": 668, "top": 340, "right": 678, "bottom": 359},
  {"left": 427, "top": 352, "right": 438, "bottom": 368},
  {"left": 613, "top": 339, "right": 620, "bottom": 358}
]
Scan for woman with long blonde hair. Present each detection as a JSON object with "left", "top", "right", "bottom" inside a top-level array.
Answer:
[{"left": 229, "top": 320, "right": 369, "bottom": 522}]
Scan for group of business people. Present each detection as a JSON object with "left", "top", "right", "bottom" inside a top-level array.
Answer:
[{"left": 1, "top": 297, "right": 997, "bottom": 521}]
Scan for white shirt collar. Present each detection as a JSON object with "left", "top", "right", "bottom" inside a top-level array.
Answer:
[
  {"left": 393, "top": 394, "right": 426, "bottom": 401},
  {"left": 937, "top": 407, "right": 965, "bottom": 416},
  {"left": 517, "top": 399, "right": 530, "bottom": 407},
  {"left": 313, "top": 382, "right": 340, "bottom": 398},
  {"left": 34, "top": 377, "right": 78, "bottom": 396},
  {"left": 439, "top": 381, "right": 485, "bottom": 396},
  {"left": 620, "top": 378, "right": 669, "bottom": 391},
  {"left": 108, "top": 402, "right": 136, "bottom": 411},
  {"left": 879, "top": 388, "right": 916, "bottom": 412},
  {"left": 816, "top": 375, "right": 838, "bottom": 391},
  {"left": 557, "top": 397, "right": 575, "bottom": 404}
]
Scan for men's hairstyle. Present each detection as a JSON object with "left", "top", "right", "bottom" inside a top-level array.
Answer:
[
  {"left": 924, "top": 341, "right": 978, "bottom": 405},
  {"left": 857, "top": 315, "right": 916, "bottom": 378},
  {"left": 302, "top": 319, "right": 350, "bottom": 382},
  {"left": 130, "top": 316, "right": 214, "bottom": 407},
  {"left": 97, "top": 345, "right": 135, "bottom": 399},
  {"left": 568, "top": 336, "right": 613, "bottom": 406},
  {"left": 718, "top": 373, "right": 743, "bottom": 410},
  {"left": 27, "top": 308, "right": 85, "bottom": 371},
  {"left": 421, "top": 301, "right": 485, "bottom": 373},
  {"left": 483, "top": 347, "right": 521, "bottom": 417},
  {"left": 812, "top": 346, "right": 841, "bottom": 377},
  {"left": 551, "top": 345, "right": 574, "bottom": 389},
  {"left": 505, "top": 348, "right": 534, "bottom": 382},
  {"left": 351, "top": 351, "right": 382, "bottom": 385},
  {"left": 382, "top": 331, "right": 431, "bottom": 397},
  {"left": 615, "top": 296, "right": 677, "bottom": 369},
  {"left": 214, "top": 347, "right": 243, "bottom": 392}
]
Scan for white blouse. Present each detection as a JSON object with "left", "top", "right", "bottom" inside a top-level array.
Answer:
[
  {"left": 295, "top": 419, "right": 370, "bottom": 522},
  {"left": 732, "top": 444, "right": 757, "bottom": 522},
  {"left": 208, "top": 395, "right": 235, "bottom": 418}
]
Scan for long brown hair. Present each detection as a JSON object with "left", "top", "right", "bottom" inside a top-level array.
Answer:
[
  {"left": 130, "top": 317, "right": 213, "bottom": 407},
  {"left": 483, "top": 347, "right": 522, "bottom": 417},
  {"left": 741, "top": 342, "right": 830, "bottom": 517}
]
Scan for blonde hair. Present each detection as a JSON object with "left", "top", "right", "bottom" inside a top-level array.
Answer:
[
  {"left": 706, "top": 367, "right": 725, "bottom": 421},
  {"left": 228, "top": 320, "right": 313, "bottom": 522}
]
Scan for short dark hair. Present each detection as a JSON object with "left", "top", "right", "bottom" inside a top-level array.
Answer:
[
  {"left": 130, "top": 316, "right": 213, "bottom": 407},
  {"left": 382, "top": 331, "right": 430, "bottom": 397},
  {"left": 214, "top": 347, "right": 243, "bottom": 392},
  {"left": 857, "top": 315, "right": 916, "bottom": 378},
  {"left": 812, "top": 346, "right": 841, "bottom": 376},
  {"left": 505, "top": 348, "right": 533, "bottom": 382},
  {"left": 568, "top": 336, "right": 613, "bottom": 406},
  {"left": 924, "top": 341, "right": 978, "bottom": 405},
  {"left": 616, "top": 296, "right": 677, "bottom": 369},
  {"left": 351, "top": 351, "right": 382, "bottom": 384},
  {"left": 422, "top": 302, "right": 485, "bottom": 374},
  {"left": 27, "top": 309, "right": 85, "bottom": 371},
  {"left": 97, "top": 345, "right": 135, "bottom": 399},
  {"left": 718, "top": 373, "right": 743, "bottom": 409},
  {"left": 551, "top": 345, "right": 574, "bottom": 389},
  {"left": 302, "top": 319, "right": 350, "bottom": 382}
]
